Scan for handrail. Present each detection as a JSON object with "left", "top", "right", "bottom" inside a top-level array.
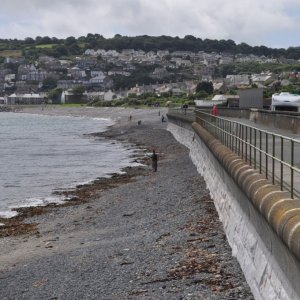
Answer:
[{"left": 194, "top": 109, "right": 300, "bottom": 199}]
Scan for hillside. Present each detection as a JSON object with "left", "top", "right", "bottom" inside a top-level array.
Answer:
[{"left": 0, "top": 34, "right": 300, "bottom": 60}]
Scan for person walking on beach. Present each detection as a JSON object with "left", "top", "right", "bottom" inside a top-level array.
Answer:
[{"left": 151, "top": 150, "right": 158, "bottom": 172}]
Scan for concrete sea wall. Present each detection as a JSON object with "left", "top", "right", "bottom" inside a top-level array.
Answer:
[{"left": 167, "top": 114, "right": 300, "bottom": 300}]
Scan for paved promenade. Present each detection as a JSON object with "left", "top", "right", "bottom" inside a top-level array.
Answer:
[
  {"left": 169, "top": 108, "right": 300, "bottom": 198},
  {"left": 224, "top": 117, "right": 300, "bottom": 198}
]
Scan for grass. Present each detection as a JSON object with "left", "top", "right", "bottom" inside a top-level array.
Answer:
[
  {"left": 35, "top": 44, "right": 57, "bottom": 49},
  {"left": 78, "top": 43, "right": 87, "bottom": 48},
  {"left": 61, "top": 103, "right": 86, "bottom": 107},
  {"left": 0, "top": 50, "right": 22, "bottom": 57}
]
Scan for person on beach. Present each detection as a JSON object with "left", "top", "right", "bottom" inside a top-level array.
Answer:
[{"left": 151, "top": 150, "right": 158, "bottom": 172}]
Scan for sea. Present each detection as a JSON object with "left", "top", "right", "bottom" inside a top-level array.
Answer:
[{"left": 0, "top": 112, "right": 141, "bottom": 218}]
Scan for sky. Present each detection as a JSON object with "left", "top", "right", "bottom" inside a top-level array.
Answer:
[{"left": 1, "top": 0, "right": 300, "bottom": 49}]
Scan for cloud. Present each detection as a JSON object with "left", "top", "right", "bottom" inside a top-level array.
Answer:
[{"left": 0, "top": 0, "right": 299, "bottom": 47}]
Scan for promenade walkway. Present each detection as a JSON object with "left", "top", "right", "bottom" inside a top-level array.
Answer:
[
  {"left": 168, "top": 108, "right": 300, "bottom": 198},
  {"left": 223, "top": 116, "right": 300, "bottom": 198}
]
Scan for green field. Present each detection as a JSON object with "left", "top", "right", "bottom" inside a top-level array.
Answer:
[
  {"left": 61, "top": 103, "right": 86, "bottom": 107},
  {"left": 78, "top": 42, "right": 87, "bottom": 48},
  {"left": 0, "top": 50, "right": 22, "bottom": 57},
  {"left": 35, "top": 44, "right": 57, "bottom": 49}
]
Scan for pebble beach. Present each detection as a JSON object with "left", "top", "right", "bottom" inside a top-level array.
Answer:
[{"left": 0, "top": 106, "right": 253, "bottom": 299}]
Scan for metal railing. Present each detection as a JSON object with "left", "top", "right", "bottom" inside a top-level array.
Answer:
[{"left": 195, "top": 110, "right": 300, "bottom": 199}]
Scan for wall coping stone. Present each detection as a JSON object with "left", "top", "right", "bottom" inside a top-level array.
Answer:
[{"left": 192, "top": 121, "right": 300, "bottom": 261}]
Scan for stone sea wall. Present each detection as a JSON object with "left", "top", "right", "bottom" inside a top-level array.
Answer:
[{"left": 167, "top": 114, "right": 300, "bottom": 300}]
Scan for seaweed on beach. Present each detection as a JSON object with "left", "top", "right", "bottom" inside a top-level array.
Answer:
[{"left": 0, "top": 165, "right": 148, "bottom": 238}]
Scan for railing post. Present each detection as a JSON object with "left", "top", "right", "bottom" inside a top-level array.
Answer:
[
  {"left": 239, "top": 123, "right": 241, "bottom": 156},
  {"left": 281, "top": 137, "right": 284, "bottom": 191},
  {"left": 254, "top": 129, "right": 257, "bottom": 169},
  {"left": 235, "top": 123, "right": 238, "bottom": 154},
  {"left": 241, "top": 125, "right": 244, "bottom": 160},
  {"left": 249, "top": 127, "right": 252, "bottom": 166},
  {"left": 272, "top": 135, "right": 275, "bottom": 185},
  {"left": 225, "top": 120, "right": 227, "bottom": 148},
  {"left": 245, "top": 126, "right": 248, "bottom": 163},
  {"left": 259, "top": 130, "right": 262, "bottom": 174},
  {"left": 266, "top": 132, "right": 269, "bottom": 179},
  {"left": 291, "top": 140, "right": 294, "bottom": 199},
  {"left": 229, "top": 122, "right": 233, "bottom": 150}
]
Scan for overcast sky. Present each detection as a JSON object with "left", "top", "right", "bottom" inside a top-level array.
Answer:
[{"left": 1, "top": 0, "right": 300, "bottom": 49}]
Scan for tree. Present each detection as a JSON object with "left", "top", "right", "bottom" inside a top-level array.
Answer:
[
  {"left": 237, "top": 42, "right": 252, "bottom": 54},
  {"left": 48, "top": 88, "right": 63, "bottom": 104},
  {"left": 72, "top": 85, "right": 85, "bottom": 95},
  {"left": 196, "top": 91, "right": 209, "bottom": 99},
  {"left": 184, "top": 35, "right": 197, "bottom": 41},
  {"left": 53, "top": 45, "right": 69, "bottom": 57},
  {"left": 24, "top": 37, "right": 35, "bottom": 44},
  {"left": 35, "top": 36, "right": 43, "bottom": 44},
  {"left": 40, "top": 36, "right": 52, "bottom": 44},
  {"left": 68, "top": 43, "right": 81, "bottom": 55},
  {"left": 65, "top": 36, "right": 77, "bottom": 46},
  {"left": 196, "top": 81, "right": 214, "bottom": 95},
  {"left": 51, "top": 37, "right": 59, "bottom": 43},
  {"left": 42, "top": 77, "right": 57, "bottom": 91}
]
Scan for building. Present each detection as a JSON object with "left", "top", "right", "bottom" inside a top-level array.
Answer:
[
  {"left": 103, "top": 90, "right": 116, "bottom": 101},
  {"left": 226, "top": 74, "right": 250, "bottom": 87},
  {"left": 238, "top": 88, "right": 264, "bottom": 108},
  {"left": 151, "top": 67, "right": 170, "bottom": 79},
  {"left": 7, "top": 93, "right": 45, "bottom": 105},
  {"left": 60, "top": 90, "right": 88, "bottom": 104},
  {"left": 108, "top": 69, "right": 131, "bottom": 77},
  {"left": 251, "top": 73, "right": 276, "bottom": 86}
]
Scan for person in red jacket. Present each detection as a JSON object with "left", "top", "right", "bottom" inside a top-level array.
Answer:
[{"left": 212, "top": 104, "right": 219, "bottom": 116}]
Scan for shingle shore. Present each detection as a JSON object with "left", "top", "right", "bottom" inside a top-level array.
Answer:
[{"left": 0, "top": 107, "right": 253, "bottom": 299}]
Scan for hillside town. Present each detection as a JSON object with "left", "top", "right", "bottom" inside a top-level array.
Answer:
[{"left": 0, "top": 48, "right": 299, "bottom": 106}]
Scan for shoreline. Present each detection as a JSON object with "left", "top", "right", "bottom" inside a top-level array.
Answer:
[
  {"left": 0, "top": 164, "right": 149, "bottom": 238},
  {"left": 0, "top": 106, "right": 156, "bottom": 237},
  {"left": 0, "top": 106, "right": 253, "bottom": 299}
]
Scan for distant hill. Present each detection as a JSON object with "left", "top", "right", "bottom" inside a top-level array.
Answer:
[{"left": 0, "top": 34, "right": 300, "bottom": 59}]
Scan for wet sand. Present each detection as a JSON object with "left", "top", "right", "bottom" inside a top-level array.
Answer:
[{"left": 0, "top": 106, "right": 253, "bottom": 299}]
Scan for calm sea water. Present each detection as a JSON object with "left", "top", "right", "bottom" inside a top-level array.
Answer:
[{"left": 0, "top": 112, "right": 140, "bottom": 218}]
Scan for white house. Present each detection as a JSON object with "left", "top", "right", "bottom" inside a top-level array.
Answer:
[
  {"left": 108, "top": 69, "right": 131, "bottom": 77},
  {"left": 68, "top": 67, "right": 86, "bottom": 79},
  {"left": 226, "top": 74, "right": 250, "bottom": 87},
  {"left": 89, "top": 74, "right": 105, "bottom": 85},
  {"left": 157, "top": 50, "right": 170, "bottom": 58},
  {"left": 4, "top": 74, "right": 16, "bottom": 82},
  {"left": 104, "top": 90, "right": 116, "bottom": 101},
  {"left": 251, "top": 73, "right": 276, "bottom": 86},
  {"left": 7, "top": 93, "right": 44, "bottom": 105}
]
